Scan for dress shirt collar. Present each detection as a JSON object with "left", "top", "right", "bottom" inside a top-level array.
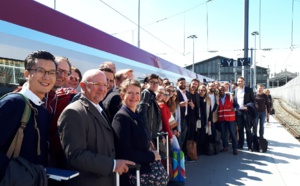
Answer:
[{"left": 20, "top": 87, "right": 44, "bottom": 106}]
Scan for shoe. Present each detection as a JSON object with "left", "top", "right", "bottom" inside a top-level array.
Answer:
[
  {"left": 248, "top": 148, "right": 253, "bottom": 152},
  {"left": 237, "top": 145, "right": 243, "bottom": 150},
  {"left": 185, "top": 157, "right": 195, "bottom": 163},
  {"left": 233, "top": 150, "right": 238, "bottom": 155},
  {"left": 220, "top": 148, "right": 228, "bottom": 152}
]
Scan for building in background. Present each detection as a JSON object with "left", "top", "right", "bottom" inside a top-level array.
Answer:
[{"left": 186, "top": 55, "right": 269, "bottom": 88}]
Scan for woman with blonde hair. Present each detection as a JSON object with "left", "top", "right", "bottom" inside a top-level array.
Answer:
[{"left": 197, "top": 85, "right": 213, "bottom": 155}]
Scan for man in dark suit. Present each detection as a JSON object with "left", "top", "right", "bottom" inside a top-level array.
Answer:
[
  {"left": 101, "top": 69, "right": 134, "bottom": 122},
  {"left": 58, "top": 69, "right": 134, "bottom": 186},
  {"left": 235, "top": 76, "right": 255, "bottom": 151},
  {"left": 176, "top": 77, "right": 191, "bottom": 149}
]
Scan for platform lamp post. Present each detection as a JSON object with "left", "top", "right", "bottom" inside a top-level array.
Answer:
[
  {"left": 252, "top": 31, "right": 259, "bottom": 90},
  {"left": 266, "top": 66, "right": 270, "bottom": 88},
  {"left": 187, "top": 35, "right": 197, "bottom": 73}
]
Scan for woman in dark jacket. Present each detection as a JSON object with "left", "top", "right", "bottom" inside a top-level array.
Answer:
[
  {"left": 112, "top": 79, "right": 161, "bottom": 185},
  {"left": 264, "top": 89, "right": 273, "bottom": 123}
]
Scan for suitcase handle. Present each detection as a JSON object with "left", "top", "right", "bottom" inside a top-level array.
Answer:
[
  {"left": 116, "top": 163, "right": 141, "bottom": 186},
  {"left": 128, "top": 164, "right": 141, "bottom": 170}
]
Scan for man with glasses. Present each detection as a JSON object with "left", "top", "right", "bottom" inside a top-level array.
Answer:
[
  {"left": 0, "top": 50, "right": 57, "bottom": 183},
  {"left": 58, "top": 69, "right": 134, "bottom": 186},
  {"left": 46, "top": 56, "right": 73, "bottom": 174},
  {"left": 137, "top": 74, "right": 162, "bottom": 145}
]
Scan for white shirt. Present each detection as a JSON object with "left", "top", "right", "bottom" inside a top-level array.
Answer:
[
  {"left": 177, "top": 87, "right": 188, "bottom": 116},
  {"left": 208, "top": 93, "right": 215, "bottom": 111},
  {"left": 236, "top": 86, "right": 246, "bottom": 110},
  {"left": 20, "top": 87, "right": 44, "bottom": 106}
]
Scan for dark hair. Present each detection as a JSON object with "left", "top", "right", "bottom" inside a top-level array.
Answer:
[
  {"left": 99, "top": 67, "right": 115, "bottom": 79},
  {"left": 72, "top": 66, "right": 82, "bottom": 82},
  {"left": 119, "top": 79, "right": 141, "bottom": 95},
  {"left": 25, "top": 50, "right": 56, "bottom": 70},
  {"left": 177, "top": 77, "right": 185, "bottom": 82},
  {"left": 237, "top": 76, "right": 245, "bottom": 81},
  {"left": 191, "top": 78, "right": 200, "bottom": 83},
  {"left": 146, "top": 74, "right": 159, "bottom": 82}
]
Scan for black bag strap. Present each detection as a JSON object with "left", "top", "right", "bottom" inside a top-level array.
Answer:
[{"left": 1, "top": 93, "right": 35, "bottom": 158}]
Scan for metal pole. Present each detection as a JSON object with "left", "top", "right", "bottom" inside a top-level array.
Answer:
[
  {"left": 218, "top": 62, "right": 221, "bottom": 80},
  {"left": 54, "top": 0, "right": 56, "bottom": 10},
  {"left": 252, "top": 31, "right": 259, "bottom": 90},
  {"left": 138, "top": 0, "right": 140, "bottom": 48},
  {"left": 192, "top": 38, "right": 195, "bottom": 73},
  {"left": 243, "top": 0, "right": 249, "bottom": 85},
  {"left": 250, "top": 48, "right": 253, "bottom": 88},
  {"left": 253, "top": 35, "right": 256, "bottom": 90},
  {"left": 187, "top": 35, "right": 197, "bottom": 73}
]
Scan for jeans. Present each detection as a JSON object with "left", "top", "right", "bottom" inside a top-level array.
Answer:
[
  {"left": 236, "top": 111, "right": 252, "bottom": 149},
  {"left": 220, "top": 121, "right": 237, "bottom": 150},
  {"left": 254, "top": 111, "right": 266, "bottom": 138}
]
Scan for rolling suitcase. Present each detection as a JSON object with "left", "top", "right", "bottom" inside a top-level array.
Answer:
[
  {"left": 172, "top": 148, "right": 186, "bottom": 184},
  {"left": 157, "top": 132, "right": 170, "bottom": 175},
  {"left": 116, "top": 164, "right": 141, "bottom": 186}
]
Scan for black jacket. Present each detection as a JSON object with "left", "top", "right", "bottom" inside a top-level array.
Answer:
[
  {"left": 136, "top": 89, "right": 161, "bottom": 141},
  {"left": 101, "top": 87, "right": 122, "bottom": 123}
]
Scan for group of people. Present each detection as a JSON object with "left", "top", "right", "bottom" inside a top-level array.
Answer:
[{"left": 0, "top": 50, "right": 273, "bottom": 186}]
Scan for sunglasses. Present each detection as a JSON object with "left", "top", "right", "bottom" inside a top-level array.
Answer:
[
  {"left": 70, "top": 76, "right": 79, "bottom": 82},
  {"left": 200, "top": 89, "right": 206, "bottom": 92},
  {"left": 166, "top": 89, "right": 176, "bottom": 93}
]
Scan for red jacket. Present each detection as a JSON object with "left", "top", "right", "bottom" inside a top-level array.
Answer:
[
  {"left": 158, "top": 103, "right": 173, "bottom": 139},
  {"left": 218, "top": 95, "right": 236, "bottom": 122}
]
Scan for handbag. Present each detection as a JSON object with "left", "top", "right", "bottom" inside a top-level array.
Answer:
[
  {"left": 186, "top": 140, "right": 197, "bottom": 160},
  {"left": 168, "top": 115, "right": 178, "bottom": 129},
  {"left": 270, "top": 108, "right": 275, "bottom": 115},
  {"left": 129, "top": 161, "right": 169, "bottom": 186}
]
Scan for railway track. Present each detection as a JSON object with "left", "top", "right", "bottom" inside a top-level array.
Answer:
[{"left": 273, "top": 98, "right": 300, "bottom": 140}]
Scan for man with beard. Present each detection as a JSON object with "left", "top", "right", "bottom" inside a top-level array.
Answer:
[
  {"left": 207, "top": 82, "right": 219, "bottom": 154},
  {"left": 185, "top": 79, "right": 200, "bottom": 161},
  {"left": 176, "top": 77, "right": 191, "bottom": 151}
]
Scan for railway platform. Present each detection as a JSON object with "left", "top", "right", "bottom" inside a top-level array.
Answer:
[{"left": 185, "top": 115, "right": 300, "bottom": 186}]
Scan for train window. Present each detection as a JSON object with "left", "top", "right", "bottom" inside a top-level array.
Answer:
[{"left": 0, "top": 58, "right": 25, "bottom": 96}]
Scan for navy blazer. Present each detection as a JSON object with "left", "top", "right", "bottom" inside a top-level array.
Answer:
[{"left": 112, "top": 106, "right": 155, "bottom": 174}]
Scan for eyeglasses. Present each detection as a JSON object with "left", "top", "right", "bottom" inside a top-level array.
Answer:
[
  {"left": 28, "top": 68, "right": 57, "bottom": 78},
  {"left": 200, "top": 89, "right": 206, "bottom": 92},
  {"left": 166, "top": 89, "right": 176, "bottom": 93},
  {"left": 149, "top": 81, "right": 159, "bottom": 85},
  {"left": 164, "top": 82, "right": 170, "bottom": 85},
  {"left": 85, "top": 81, "right": 108, "bottom": 88},
  {"left": 57, "top": 69, "right": 71, "bottom": 76},
  {"left": 164, "top": 94, "right": 170, "bottom": 97},
  {"left": 70, "top": 76, "right": 79, "bottom": 82}
]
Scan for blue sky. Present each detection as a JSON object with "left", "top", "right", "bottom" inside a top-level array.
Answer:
[{"left": 35, "top": 0, "right": 300, "bottom": 75}]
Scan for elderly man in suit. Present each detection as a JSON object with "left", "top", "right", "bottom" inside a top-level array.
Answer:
[
  {"left": 235, "top": 76, "right": 255, "bottom": 151},
  {"left": 58, "top": 69, "right": 134, "bottom": 186}
]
